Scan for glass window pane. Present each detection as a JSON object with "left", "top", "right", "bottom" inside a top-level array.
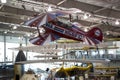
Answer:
[
  {"left": 6, "top": 36, "right": 26, "bottom": 44},
  {"left": 0, "top": 35, "right": 4, "bottom": 62},
  {"left": 6, "top": 36, "right": 26, "bottom": 61},
  {"left": 0, "top": 42, "right": 4, "bottom": 62}
]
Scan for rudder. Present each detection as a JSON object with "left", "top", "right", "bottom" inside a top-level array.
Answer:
[{"left": 87, "top": 27, "right": 103, "bottom": 43}]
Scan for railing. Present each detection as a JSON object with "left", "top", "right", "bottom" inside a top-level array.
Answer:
[{"left": 65, "top": 52, "right": 120, "bottom": 60}]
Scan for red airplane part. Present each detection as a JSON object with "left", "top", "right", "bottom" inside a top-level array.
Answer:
[
  {"left": 29, "top": 20, "right": 103, "bottom": 45},
  {"left": 24, "top": 10, "right": 103, "bottom": 45}
]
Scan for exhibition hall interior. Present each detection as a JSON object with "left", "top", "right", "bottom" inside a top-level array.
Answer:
[{"left": 0, "top": 0, "right": 120, "bottom": 80}]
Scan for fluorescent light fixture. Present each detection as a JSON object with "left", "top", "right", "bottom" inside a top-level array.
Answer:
[
  {"left": 27, "top": 33, "right": 30, "bottom": 37},
  {"left": 83, "top": 14, "right": 88, "bottom": 19},
  {"left": 47, "top": 6, "right": 52, "bottom": 12},
  {"left": 115, "top": 20, "right": 119, "bottom": 25},
  {"left": 12, "top": 31, "right": 15, "bottom": 33},
  {"left": 106, "top": 31, "right": 110, "bottom": 35},
  {"left": 83, "top": 13, "right": 91, "bottom": 19},
  {"left": 13, "top": 26, "right": 17, "bottom": 29},
  {"left": 4, "top": 31, "right": 7, "bottom": 34},
  {"left": 1, "top": 0, "right": 7, "bottom": 3},
  {"left": 18, "top": 37, "right": 21, "bottom": 39},
  {"left": 69, "top": 8, "right": 82, "bottom": 13},
  {"left": 84, "top": 28, "right": 88, "bottom": 32},
  {"left": 105, "top": 59, "right": 110, "bottom": 62},
  {"left": 57, "top": 0, "right": 67, "bottom": 6}
]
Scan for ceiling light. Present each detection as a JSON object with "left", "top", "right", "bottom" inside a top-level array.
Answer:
[
  {"left": 27, "top": 34, "right": 31, "bottom": 37},
  {"left": 4, "top": 31, "right": 7, "bottom": 34},
  {"left": 83, "top": 13, "right": 91, "bottom": 19},
  {"left": 12, "top": 31, "right": 15, "bottom": 33},
  {"left": 13, "top": 26, "right": 17, "bottom": 29},
  {"left": 84, "top": 28, "right": 88, "bottom": 32},
  {"left": 69, "top": 8, "right": 82, "bottom": 13},
  {"left": 0, "top": 4, "right": 4, "bottom": 9},
  {"left": 1, "top": 0, "right": 7, "bottom": 3},
  {"left": 83, "top": 14, "right": 88, "bottom": 19},
  {"left": 75, "top": 10, "right": 82, "bottom": 13},
  {"left": 47, "top": 6, "right": 52, "bottom": 12},
  {"left": 115, "top": 20, "right": 119, "bottom": 25},
  {"left": 27, "top": 33, "right": 31, "bottom": 37},
  {"left": 18, "top": 37, "right": 21, "bottom": 39},
  {"left": 106, "top": 31, "right": 110, "bottom": 35},
  {"left": 57, "top": 0, "right": 67, "bottom": 6}
]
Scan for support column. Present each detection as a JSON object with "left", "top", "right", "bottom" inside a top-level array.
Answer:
[
  {"left": 4, "top": 35, "right": 6, "bottom": 62},
  {"left": 25, "top": 37, "right": 28, "bottom": 60}
]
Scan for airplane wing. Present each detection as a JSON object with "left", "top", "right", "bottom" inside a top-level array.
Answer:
[
  {"left": 15, "top": 59, "right": 110, "bottom": 64},
  {"left": 24, "top": 10, "right": 75, "bottom": 28},
  {"left": 9, "top": 42, "right": 110, "bottom": 53},
  {"left": 29, "top": 29, "right": 62, "bottom": 45},
  {"left": 0, "top": 61, "right": 13, "bottom": 63},
  {"left": 34, "top": 55, "right": 61, "bottom": 58}
]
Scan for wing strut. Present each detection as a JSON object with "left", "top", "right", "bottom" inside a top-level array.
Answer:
[{"left": 37, "top": 26, "right": 44, "bottom": 40}]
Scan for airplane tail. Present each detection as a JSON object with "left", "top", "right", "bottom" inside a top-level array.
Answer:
[
  {"left": 81, "top": 63, "right": 94, "bottom": 72},
  {"left": 85, "top": 27, "right": 103, "bottom": 45}
]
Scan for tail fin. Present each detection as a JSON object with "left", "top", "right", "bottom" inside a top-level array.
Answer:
[{"left": 86, "top": 27, "right": 103, "bottom": 44}]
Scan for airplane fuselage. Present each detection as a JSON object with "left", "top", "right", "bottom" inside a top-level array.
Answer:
[
  {"left": 44, "top": 21, "right": 85, "bottom": 42},
  {"left": 55, "top": 63, "right": 93, "bottom": 77}
]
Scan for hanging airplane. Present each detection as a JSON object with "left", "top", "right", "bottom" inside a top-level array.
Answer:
[
  {"left": 24, "top": 9, "right": 103, "bottom": 46},
  {"left": 54, "top": 62, "right": 93, "bottom": 78}
]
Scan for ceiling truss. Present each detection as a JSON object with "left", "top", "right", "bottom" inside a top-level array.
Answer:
[{"left": 0, "top": 0, "right": 120, "bottom": 40}]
